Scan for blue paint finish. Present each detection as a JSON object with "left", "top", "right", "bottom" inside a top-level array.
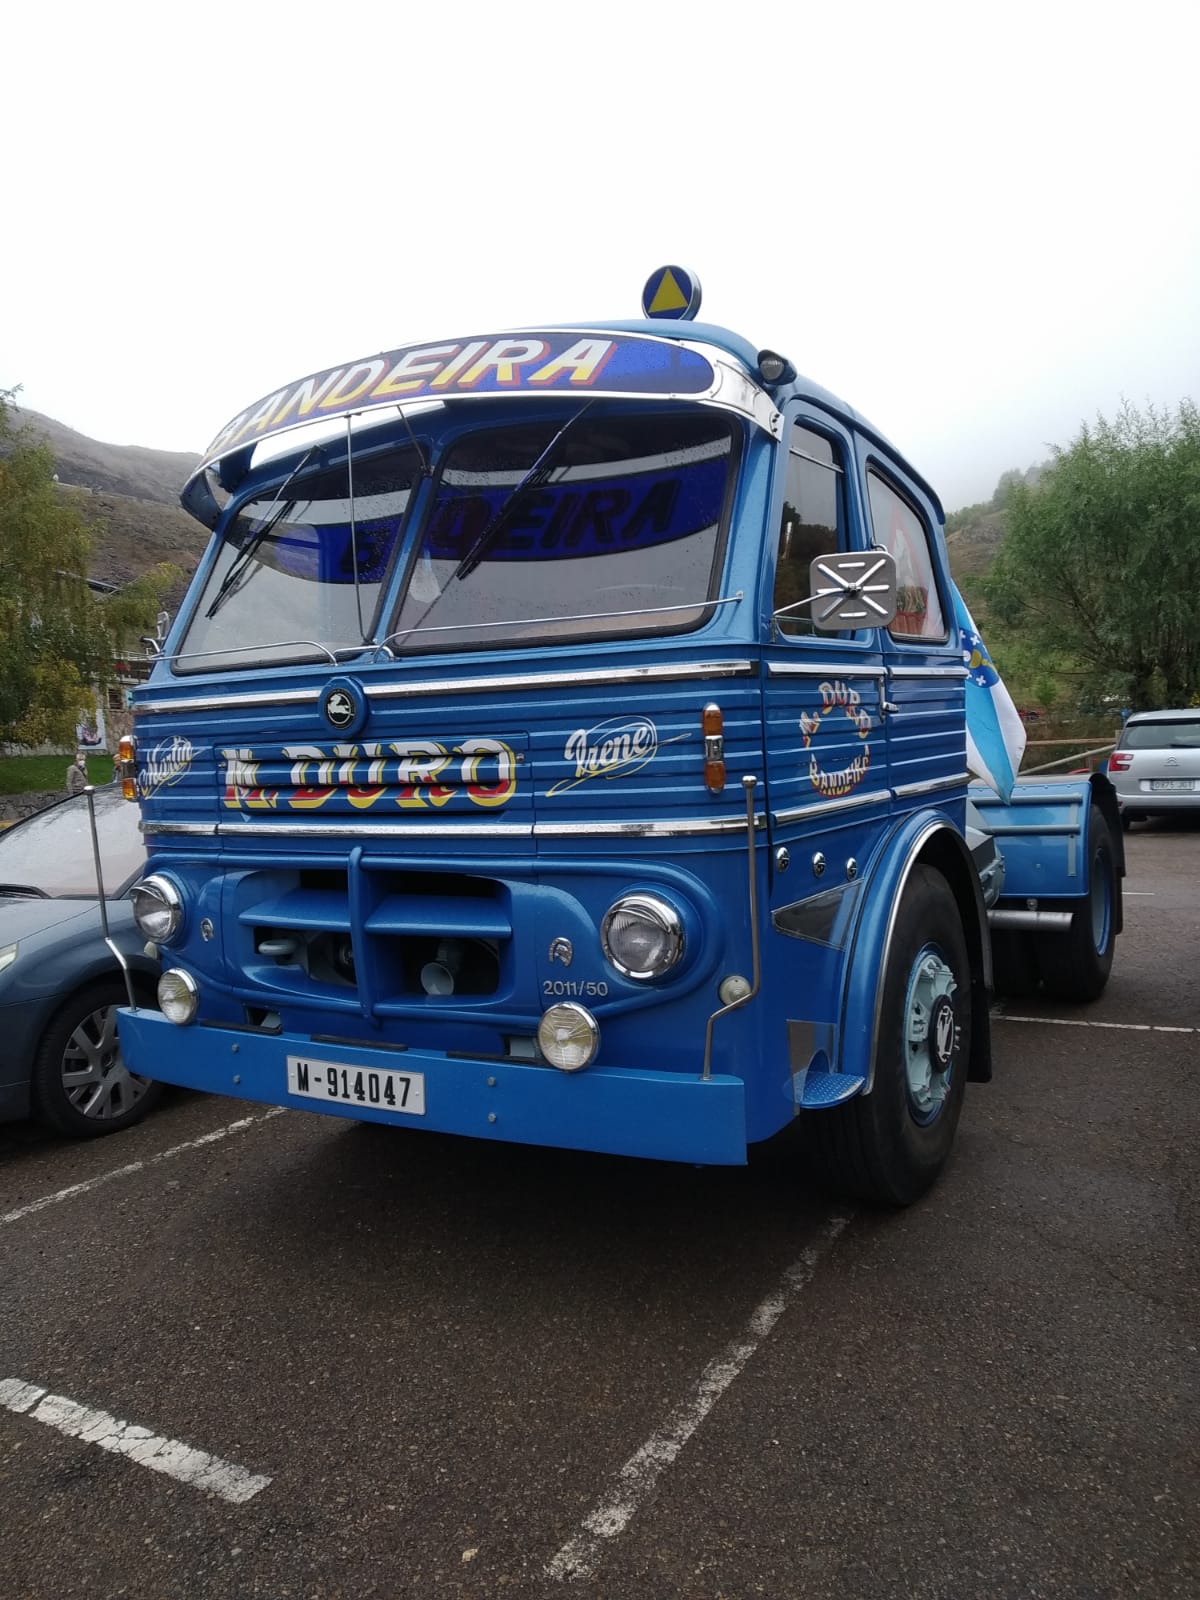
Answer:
[
  {"left": 971, "top": 779, "right": 1092, "bottom": 899},
  {"left": 117, "top": 1007, "right": 748, "bottom": 1165},
  {"left": 117, "top": 311, "right": 1124, "bottom": 1173}
]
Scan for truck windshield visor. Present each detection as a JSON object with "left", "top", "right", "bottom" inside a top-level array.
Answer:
[
  {"left": 386, "top": 410, "right": 738, "bottom": 653},
  {"left": 175, "top": 445, "right": 422, "bottom": 672}
]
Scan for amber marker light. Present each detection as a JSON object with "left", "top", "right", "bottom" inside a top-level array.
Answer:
[
  {"left": 119, "top": 734, "right": 138, "bottom": 801},
  {"left": 702, "top": 702, "right": 726, "bottom": 792}
]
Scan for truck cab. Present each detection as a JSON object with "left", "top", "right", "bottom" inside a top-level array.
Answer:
[{"left": 116, "top": 273, "right": 1122, "bottom": 1204}]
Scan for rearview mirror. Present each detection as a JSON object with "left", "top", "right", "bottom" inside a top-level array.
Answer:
[{"left": 806, "top": 549, "right": 897, "bottom": 631}]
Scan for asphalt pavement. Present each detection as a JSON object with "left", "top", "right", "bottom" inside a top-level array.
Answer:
[{"left": 1, "top": 821, "right": 1196, "bottom": 1600}]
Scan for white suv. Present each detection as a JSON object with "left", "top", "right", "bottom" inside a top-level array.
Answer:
[{"left": 1108, "top": 709, "right": 1200, "bottom": 827}]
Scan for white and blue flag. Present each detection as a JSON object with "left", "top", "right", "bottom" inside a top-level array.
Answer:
[{"left": 954, "top": 588, "right": 1026, "bottom": 800}]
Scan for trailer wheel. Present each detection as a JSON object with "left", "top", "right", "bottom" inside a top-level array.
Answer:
[
  {"left": 1036, "top": 805, "right": 1115, "bottom": 1002},
  {"left": 801, "top": 865, "right": 970, "bottom": 1207}
]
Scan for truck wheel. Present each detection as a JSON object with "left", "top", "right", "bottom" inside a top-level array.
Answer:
[
  {"left": 1036, "top": 805, "right": 1115, "bottom": 1002},
  {"left": 801, "top": 865, "right": 971, "bottom": 1206},
  {"left": 31, "top": 980, "right": 163, "bottom": 1138}
]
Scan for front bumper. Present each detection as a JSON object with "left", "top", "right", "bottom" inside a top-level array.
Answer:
[{"left": 117, "top": 1007, "right": 749, "bottom": 1165}]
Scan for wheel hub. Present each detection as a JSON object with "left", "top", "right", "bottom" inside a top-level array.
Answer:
[{"left": 904, "top": 948, "right": 958, "bottom": 1123}]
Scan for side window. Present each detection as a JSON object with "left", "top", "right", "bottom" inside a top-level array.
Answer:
[
  {"left": 866, "top": 471, "right": 947, "bottom": 641},
  {"left": 772, "top": 425, "right": 847, "bottom": 637}
]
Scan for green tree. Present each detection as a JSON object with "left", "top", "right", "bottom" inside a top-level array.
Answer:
[
  {"left": 984, "top": 400, "right": 1200, "bottom": 712},
  {"left": 0, "top": 388, "right": 176, "bottom": 746}
]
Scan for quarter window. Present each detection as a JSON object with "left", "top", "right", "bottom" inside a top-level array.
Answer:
[
  {"left": 773, "top": 426, "right": 848, "bottom": 637},
  {"left": 866, "top": 472, "right": 946, "bottom": 641}
]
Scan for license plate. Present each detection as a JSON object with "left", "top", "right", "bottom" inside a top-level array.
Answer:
[
  {"left": 287, "top": 1055, "right": 425, "bottom": 1115},
  {"left": 1149, "top": 779, "right": 1194, "bottom": 792}
]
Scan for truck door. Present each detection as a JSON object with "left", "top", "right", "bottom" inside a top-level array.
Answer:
[
  {"left": 761, "top": 413, "right": 890, "bottom": 964},
  {"left": 858, "top": 458, "right": 969, "bottom": 814}
]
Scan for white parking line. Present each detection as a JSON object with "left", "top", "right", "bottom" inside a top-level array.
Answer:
[
  {"left": 0, "top": 1379, "right": 271, "bottom": 1502},
  {"left": 546, "top": 1214, "right": 850, "bottom": 1583},
  {"left": 995, "top": 1015, "right": 1197, "bottom": 1034},
  {"left": 0, "top": 1108, "right": 286, "bottom": 1229}
]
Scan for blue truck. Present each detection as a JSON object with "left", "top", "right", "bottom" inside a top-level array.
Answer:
[{"left": 116, "top": 270, "right": 1122, "bottom": 1204}]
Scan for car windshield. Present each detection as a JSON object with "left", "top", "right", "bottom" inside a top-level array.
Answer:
[
  {"left": 1120, "top": 715, "right": 1200, "bottom": 749},
  {"left": 385, "top": 410, "right": 738, "bottom": 653},
  {"left": 0, "top": 789, "right": 145, "bottom": 898},
  {"left": 176, "top": 444, "right": 423, "bottom": 672}
]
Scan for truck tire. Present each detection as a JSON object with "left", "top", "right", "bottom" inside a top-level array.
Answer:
[
  {"left": 801, "top": 865, "right": 971, "bottom": 1206},
  {"left": 32, "top": 980, "right": 163, "bottom": 1138},
  {"left": 1035, "top": 805, "right": 1116, "bottom": 1002}
]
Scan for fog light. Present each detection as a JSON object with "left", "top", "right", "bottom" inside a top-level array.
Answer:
[
  {"left": 719, "top": 974, "right": 752, "bottom": 1005},
  {"left": 537, "top": 1002, "right": 599, "bottom": 1072},
  {"left": 158, "top": 968, "right": 199, "bottom": 1025}
]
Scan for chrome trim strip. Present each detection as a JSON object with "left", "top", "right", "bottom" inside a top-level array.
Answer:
[
  {"left": 141, "top": 821, "right": 219, "bottom": 837},
  {"left": 366, "top": 659, "right": 757, "bottom": 701},
  {"left": 768, "top": 662, "right": 886, "bottom": 680},
  {"left": 137, "top": 688, "right": 321, "bottom": 716},
  {"left": 143, "top": 812, "right": 763, "bottom": 841},
  {"left": 135, "top": 659, "right": 758, "bottom": 716},
  {"left": 892, "top": 773, "right": 971, "bottom": 799},
  {"left": 215, "top": 821, "right": 533, "bottom": 839},
  {"left": 535, "top": 812, "right": 764, "bottom": 838},
  {"left": 888, "top": 666, "right": 969, "bottom": 679},
  {"left": 773, "top": 791, "right": 889, "bottom": 825}
]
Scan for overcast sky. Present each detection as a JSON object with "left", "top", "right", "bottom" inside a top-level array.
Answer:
[{"left": 4, "top": 0, "right": 1197, "bottom": 510}]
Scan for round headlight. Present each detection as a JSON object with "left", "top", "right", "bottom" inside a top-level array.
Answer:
[
  {"left": 537, "top": 1002, "right": 599, "bottom": 1072},
  {"left": 158, "top": 967, "right": 199, "bottom": 1025},
  {"left": 132, "top": 875, "right": 184, "bottom": 945},
  {"left": 601, "top": 894, "right": 684, "bottom": 981}
]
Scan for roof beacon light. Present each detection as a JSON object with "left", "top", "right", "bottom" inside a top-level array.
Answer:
[
  {"left": 757, "top": 349, "right": 796, "bottom": 386},
  {"left": 702, "top": 702, "right": 726, "bottom": 793}
]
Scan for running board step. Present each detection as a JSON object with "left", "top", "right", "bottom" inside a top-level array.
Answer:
[{"left": 794, "top": 1068, "right": 866, "bottom": 1109}]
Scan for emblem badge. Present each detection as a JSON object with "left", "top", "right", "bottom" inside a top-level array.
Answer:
[
  {"left": 548, "top": 938, "right": 574, "bottom": 968},
  {"left": 321, "top": 677, "right": 365, "bottom": 735}
]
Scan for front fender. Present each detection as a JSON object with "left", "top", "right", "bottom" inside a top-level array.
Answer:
[{"left": 838, "top": 812, "right": 991, "bottom": 1093}]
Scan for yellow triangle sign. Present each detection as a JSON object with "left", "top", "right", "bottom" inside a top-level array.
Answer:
[{"left": 649, "top": 269, "right": 688, "bottom": 315}]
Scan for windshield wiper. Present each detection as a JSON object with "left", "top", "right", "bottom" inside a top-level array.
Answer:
[
  {"left": 0, "top": 883, "right": 48, "bottom": 898},
  {"left": 204, "top": 446, "right": 319, "bottom": 621},
  {"left": 453, "top": 402, "right": 595, "bottom": 582}
]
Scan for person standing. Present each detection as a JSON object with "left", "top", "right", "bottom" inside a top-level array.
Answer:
[{"left": 66, "top": 751, "right": 89, "bottom": 795}]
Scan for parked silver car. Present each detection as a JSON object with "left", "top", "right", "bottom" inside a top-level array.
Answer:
[
  {"left": 0, "top": 789, "right": 162, "bottom": 1135},
  {"left": 1108, "top": 709, "right": 1200, "bottom": 827}
]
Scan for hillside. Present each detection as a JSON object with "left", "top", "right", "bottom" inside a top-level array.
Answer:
[
  {"left": 14, "top": 407, "right": 200, "bottom": 504},
  {"left": 10, "top": 405, "right": 207, "bottom": 609},
  {"left": 945, "top": 507, "right": 1006, "bottom": 586}
]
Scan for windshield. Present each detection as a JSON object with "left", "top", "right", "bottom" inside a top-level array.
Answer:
[
  {"left": 385, "top": 410, "right": 738, "bottom": 653},
  {"left": 1120, "top": 715, "right": 1200, "bottom": 749},
  {"left": 0, "top": 789, "right": 145, "bottom": 898},
  {"left": 176, "top": 444, "right": 422, "bottom": 672}
]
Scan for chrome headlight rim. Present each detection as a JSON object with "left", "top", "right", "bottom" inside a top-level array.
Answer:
[
  {"left": 158, "top": 967, "right": 199, "bottom": 1025},
  {"left": 600, "top": 892, "right": 685, "bottom": 982},
  {"left": 132, "top": 874, "right": 185, "bottom": 945}
]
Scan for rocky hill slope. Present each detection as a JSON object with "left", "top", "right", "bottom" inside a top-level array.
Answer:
[{"left": 12, "top": 406, "right": 207, "bottom": 607}]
